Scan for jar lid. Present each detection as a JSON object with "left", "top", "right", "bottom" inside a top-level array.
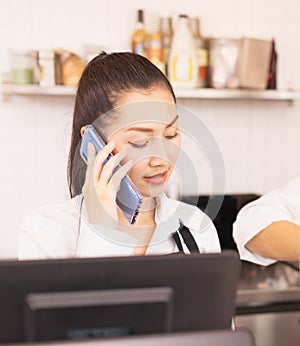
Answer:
[{"left": 38, "top": 50, "right": 55, "bottom": 59}]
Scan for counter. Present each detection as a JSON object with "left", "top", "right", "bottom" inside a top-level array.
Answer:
[{"left": 235, "top": 261, "right": 300, "bottom": 346}]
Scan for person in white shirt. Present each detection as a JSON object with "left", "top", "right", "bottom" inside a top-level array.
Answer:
[
  {"left": 18, "top": 52, "right": 220, "bottom": 260},
  {"left": 233, "top": 175, "right": 300, "bottom": 266}
]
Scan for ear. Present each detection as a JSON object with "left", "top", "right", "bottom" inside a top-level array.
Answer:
[{"left": 80, "top": 126, "right": 86, "bottom": 137}]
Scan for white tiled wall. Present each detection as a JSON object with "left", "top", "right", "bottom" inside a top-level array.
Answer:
[{"left": 1, "top": 0, "right": 300, "bottom": 258}]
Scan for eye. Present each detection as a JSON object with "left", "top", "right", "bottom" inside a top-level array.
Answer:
[
  {"left": 129, "top": 141, "right": 149, "bottom": 149},
  {"left": 165, "top": 132, "right": 179, "bottom": 140}
]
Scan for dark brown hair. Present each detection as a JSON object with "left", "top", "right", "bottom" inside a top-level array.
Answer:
[{"left": 67, "top": 51, "right": 176, "bottom": 197}]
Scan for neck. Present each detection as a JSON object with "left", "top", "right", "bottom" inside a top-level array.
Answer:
[
  {"left": 140, "top": 196, "right": 156, "bottom": 212},
  {"left": 116, "top": 197, "right": 157, "bottom": 248},
  {"left": 118, "top": 197, "right": 156, "bottom": 228}
]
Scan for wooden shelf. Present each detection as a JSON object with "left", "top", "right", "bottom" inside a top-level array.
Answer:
[
  {"left": 2, "top": 84, "right": 76, "bottom": 97},
  {"left": 2, "top": 83, "right": 300, "bottom": 102}
]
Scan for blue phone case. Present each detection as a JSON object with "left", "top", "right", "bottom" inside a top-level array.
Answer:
[{"left": 80, "top": 125, "right": 142, "bottom": 224}]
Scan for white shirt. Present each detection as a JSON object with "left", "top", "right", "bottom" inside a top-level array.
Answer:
[
  {"left": 18, "top": 194, "right": 221, "bottom": 260},
  {"left": 233, "top": 174, "right": 300, "bottom": 266}
]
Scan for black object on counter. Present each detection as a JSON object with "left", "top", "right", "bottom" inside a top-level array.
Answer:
[
  {"left": 181, "top": 194, "right": 260, "bottom": 250},
  {"left": 0, "top": 251, "right": 240, "bottom": 343}
]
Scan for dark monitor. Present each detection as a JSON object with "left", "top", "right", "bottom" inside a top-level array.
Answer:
[
  {"left": 0, "top": 250, "right": 240, "bottom": 343},
  {"left": 7, "top": 329, "right": 255, "bottom": 346}
]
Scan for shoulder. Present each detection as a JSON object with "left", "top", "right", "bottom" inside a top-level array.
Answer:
[
  {"left": 18, "top": 196, "right": 81, "bottom": 259},
  {"left": 234, "top": 174, "right": 300, "bottom": 230},
  {"left": 167, "top": 198, "right": 221, "bottom": 253},
  {"left": 21, "top": 196, "right": 80, "bottom": 229},
  {"left": 167, "top": 198, "right": 214, "bottom": 230}
]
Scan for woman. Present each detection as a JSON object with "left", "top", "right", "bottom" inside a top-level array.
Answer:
[{"left": 18, "top": 52, "right": 220, "bottom": 259}]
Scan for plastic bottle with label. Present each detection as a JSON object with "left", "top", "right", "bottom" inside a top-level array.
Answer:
[
  {"left": 190, "top": 17, "right": 208, "bottom": 88},
  {"left": 159, "top": 15, "right": 173, "bottom": 76},
  {"left": 131, "top": 9, "right": 147, "bottom": 57},
  {"left": 168, "top": 15, "right": 198, "bottom": 89},
  {"left": 147, "top": 33, "right": 165, "bottom": 74},
  {"left": 38, "top": 50, "right": 55, "bottom": 86}
]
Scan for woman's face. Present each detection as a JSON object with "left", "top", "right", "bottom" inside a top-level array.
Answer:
[{"left": 105, "top": 88, "right": 181, "bottom": 198}]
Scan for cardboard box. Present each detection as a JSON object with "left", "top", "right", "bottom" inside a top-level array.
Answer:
[{"left": 237, "top": 37, "right": 272, "bottom": 89}]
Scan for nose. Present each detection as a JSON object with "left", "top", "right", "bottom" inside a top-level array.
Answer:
[
  {"left": 148, "top": 138, "right": 169, "bottom": 167},
  {"left": 149, "top": 156, "right": 169, "bottom": 167}
]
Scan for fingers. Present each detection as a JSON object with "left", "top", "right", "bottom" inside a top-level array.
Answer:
[
  {"left": 93, "top": 141, "right": 115, "bottom": 183},
  {"left": 91, "top": 142, "right": 133, "bottom": 196},
  {"left": 99, "top": 147, "right": 128, "bottom": 186},
  {"left": 110, "top": 160, "right": 133, "bottom": 193},
  {"left": 87, "top": 142, "right": 96, "bottom": 167},
  {"left": 83, "top": 143, "right": 97, "bottom": 194},
  {"left": 94, "top": 148, "right": 127, "bottom": 186}
]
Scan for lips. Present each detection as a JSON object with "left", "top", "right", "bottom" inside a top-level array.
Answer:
[{"left": 144, "top": 171, "right": 168, "bottom": 185}]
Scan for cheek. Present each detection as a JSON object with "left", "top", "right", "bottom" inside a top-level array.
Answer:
[
  {"left": 165, "top": 137, "right": 181, "bottom": 165},
  {"left": 121, "top": 146, "right": 150, "bottom": 166},
  {"left": 127, "top": 160, "right": 147, "bottom": 181}
]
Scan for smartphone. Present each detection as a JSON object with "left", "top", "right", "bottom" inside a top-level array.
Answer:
[{"left": 80, "top": 125, "right": 142, "bottom": 224}]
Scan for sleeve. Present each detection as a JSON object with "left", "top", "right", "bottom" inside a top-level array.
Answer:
[
  {"left": 233, "top": 175, "right": 300, "bottom": 266},
  {"left": 18, "top": 199, "right": 80, "bottom": 260}
]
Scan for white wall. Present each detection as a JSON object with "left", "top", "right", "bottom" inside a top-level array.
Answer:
[{"left": 1, "top": 0, "right": 300, "bottom": 258}]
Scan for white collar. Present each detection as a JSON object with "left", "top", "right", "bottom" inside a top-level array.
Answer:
[
  {"left": 151, "top": 193, "right": 181, "bottom": 245},
  {"left": 76, "top": 193, "right": 181, "bottom": 248}
]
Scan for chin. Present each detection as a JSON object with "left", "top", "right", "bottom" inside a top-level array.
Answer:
[{"left": 141, "top": 185, "right": 166, "bottom": 198}]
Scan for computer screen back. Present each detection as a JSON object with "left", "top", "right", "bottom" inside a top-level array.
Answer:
[{"left": 0, "top": 250, "right": 240, "bottom": 343}]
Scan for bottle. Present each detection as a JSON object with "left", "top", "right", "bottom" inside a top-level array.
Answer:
[
  {"left": 168, "top": 15, "right": 198, "bottom": 89},
  {"left": 159, "top": 16, "right": 173, "bottom": 76},
  {"left": 147, "top": 33, "right": 165, "bottom": 74},
  {"left": 190, "top": 17, "right": 208, "bottom": 88},
  {"left": 266, "top": 39, "right": 277, "bottom": 90},
  {"left": 131, "top": 9, "right": 147, "bottom": 57},
  {"left": 38, "top": 50, "right": 56, "bottom": 86}
]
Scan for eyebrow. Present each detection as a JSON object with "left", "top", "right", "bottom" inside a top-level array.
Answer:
[{"left": 124, "top": 114, "right": 179, "bottom": 133}]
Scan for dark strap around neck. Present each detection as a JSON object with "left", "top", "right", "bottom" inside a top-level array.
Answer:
[
  {"left": 172, "top": 231, "right": 184, "bottom": 253},
  {"left": 172, "top": 221, "right": 200, "bottom": 254}
]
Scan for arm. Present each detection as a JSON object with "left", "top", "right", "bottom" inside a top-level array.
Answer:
[
  {"left": 246, "top": 220, "right": 300, "bottom": 262},
  {"left": 233, "top": 175, "right": 300, "bottom": 265}
]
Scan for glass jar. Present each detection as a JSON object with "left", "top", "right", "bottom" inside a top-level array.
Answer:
[{"left": 10, "top": 50, "right": 38, "bottom": 84}]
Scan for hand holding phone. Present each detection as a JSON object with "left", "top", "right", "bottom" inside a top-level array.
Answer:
[{"left": 80, "top": 125, "right": 142, "bottom": 225}]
